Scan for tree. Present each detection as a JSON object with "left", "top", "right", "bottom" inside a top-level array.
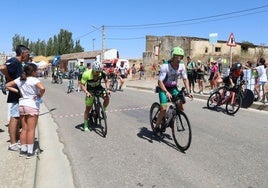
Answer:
[
  {"left": 46, "top": 38, "right": 53, "bottom": 56},
  {"left": 57, "top": 29, "right": 73, "bottom": 55},
  {"left": 73, "top": 40, "right": 84, "bottom": 53},
  {"left": 11, "top": 29, "right": 85, "bottom": 56}
]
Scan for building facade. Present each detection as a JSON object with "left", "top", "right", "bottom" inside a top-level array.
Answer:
[{"left": 143, "top": 35, "right": 268, "bottom": 67}]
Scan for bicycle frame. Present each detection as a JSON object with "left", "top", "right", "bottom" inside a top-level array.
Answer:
[
  {"left": 207, "top": 81, "right": 245, "bottom": 115},
  {"left": 88, "top": 89, "right": 108, "bottom": 137},
  {"left": 149, "top": 87, "right": 192, "bottom": 151}
]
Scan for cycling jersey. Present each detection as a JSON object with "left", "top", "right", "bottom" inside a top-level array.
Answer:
[
  {"left": 223, "top": 68, "right": 244, "bottom": 86},
  {"left": 81, "top": 69, "right": 107, "bottom": 90},
  {"left": 158, "top": 60, "right": 187, "bottom": 88},
  {"left": 116, "top": 64, "right": 128, "bottom": 76},
  {"left": 78, "top": 65, "right": 86, "bottom": 75}
]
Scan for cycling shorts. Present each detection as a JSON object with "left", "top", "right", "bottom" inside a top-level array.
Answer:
[
  {"left": 85, "top": 85, "right": 106, "bottom": 107},
  {"left": 159, "top": 87, "right": 179, "bottom": 106},
  {"left": 78, "top": 74, "right": 83, "bottom": 81}
]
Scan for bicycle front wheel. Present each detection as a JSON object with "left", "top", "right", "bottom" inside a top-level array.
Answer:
[
  {"left": 225, "top": 94, "right": 242, "bottom": 115},
  {"left": 110, "top": 79, "right": 118, "bottom": 92},
  {"left": 97, "top": 103, "right": 108, "bottom": 137},
  {"left": 171, "top": 110, "right": 192, "bottom": 152},
  {"left": 149, "top": 102, "right": 160, "bottom": 131}
]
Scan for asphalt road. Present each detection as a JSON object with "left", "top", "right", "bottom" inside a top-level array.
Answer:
[{"left": 41, "top": 78, "right": 268, "bottom": 188}]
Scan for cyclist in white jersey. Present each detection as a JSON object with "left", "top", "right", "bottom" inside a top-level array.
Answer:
[
  {"left": 116, "top": 61, "right": 128, "bottom": 91},
  {"left": 154, "top": 46, "right": 193, "bottom": 135}
]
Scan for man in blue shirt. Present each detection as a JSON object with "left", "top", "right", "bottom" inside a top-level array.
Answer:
[{"left": 0, "top": 45, "right": 30, "bottom": 151}]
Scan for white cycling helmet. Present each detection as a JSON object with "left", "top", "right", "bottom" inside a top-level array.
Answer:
[{"left": 91, "top": 61, "right": 103, "bottom": 71}]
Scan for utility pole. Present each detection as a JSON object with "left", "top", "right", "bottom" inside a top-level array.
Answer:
[
  {"left": 91, "top": 25, "right": 105, "bottom": 62},
  {"left": 101, "top": 25, "right": 105, "bottom": 62},
  {"left": 92, "top": 38, "right": 95, "bottom": 51}
]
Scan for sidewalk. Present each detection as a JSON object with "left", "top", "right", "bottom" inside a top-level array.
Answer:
[
  {"left": 0, "top": 96, "right": 37, "bottom": 188},
  {"left": 0, "top": 93, "right": 74, "bottom": 188},
  {"left": 125, "top": 77, "right": 268, "bottom": 112}
]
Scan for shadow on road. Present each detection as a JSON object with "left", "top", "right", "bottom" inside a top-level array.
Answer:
[
  {"left": 39, "top": 108, "right": 57, "bottom": 116},
  {"left": 203, "top": 106, "right": 236, "bottom": 116},
  {"left": 75, "top": 123, "right": 106, "bottom": 138},
  {"left": 137, "top": 127, "right": 184, "bottom": 153}
]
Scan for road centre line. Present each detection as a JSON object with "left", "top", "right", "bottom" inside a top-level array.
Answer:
[{"left": 51, "top": 106, "right": 150, "bottom": 119}]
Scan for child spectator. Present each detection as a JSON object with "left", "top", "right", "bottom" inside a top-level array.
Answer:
[{"left": 6, "top": 63, "right": 45, "bottom": 158}]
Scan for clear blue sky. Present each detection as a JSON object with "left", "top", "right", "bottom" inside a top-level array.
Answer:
[{"left": 1, "top": 0, "right": 268, "bottom": 59}]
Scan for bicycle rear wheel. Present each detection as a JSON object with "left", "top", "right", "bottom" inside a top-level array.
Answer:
[
  {"left": 207, "top": 91, "right": 221, "bottom": 109},
  {"left": 149, "top": 102, "right": 160, "bottom": 131},
  {"left": 225, "top": 94, "right": 242, "bottom": 115},
  {"left": 171, "top": 110, "right": 192, "bottom": 151},
  {"left": 89, "top": 102, "right": 107, "bottom": 137}
]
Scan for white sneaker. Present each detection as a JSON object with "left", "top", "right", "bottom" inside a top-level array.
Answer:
[{"left": 8, "top": 143, "right": 20, "bottom": 151}]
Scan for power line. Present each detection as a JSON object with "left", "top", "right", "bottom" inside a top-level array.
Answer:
[
  {"left": 106, "top": 5, "right": 268, "bottom": 29},
  {"left": 76, "top": 5, "right": 268, "bottom": 42}
]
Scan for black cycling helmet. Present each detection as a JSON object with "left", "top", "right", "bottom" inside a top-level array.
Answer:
[{"left": 232, "top": 62, "right": 242, "bottom": 70}]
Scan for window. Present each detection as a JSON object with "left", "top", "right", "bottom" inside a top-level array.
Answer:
[
  {"left": 205, "top": 47, "right": 208, "bottom": 53},
  {"left": 215, "top": 47, "right": 221, "bottom": 52}
]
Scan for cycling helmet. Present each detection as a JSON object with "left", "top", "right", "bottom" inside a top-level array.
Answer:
[
  {"left": 232, "top": 62, "right": 242, "bottom": 70},
  {"left": 171, "top": 46, "right": 184, "bottom": 57},
  {"left": 91, "top": 61, "right": 103, "bottom": 71}
]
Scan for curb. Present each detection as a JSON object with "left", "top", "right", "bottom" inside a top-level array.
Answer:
[{"left": 126, "top": 85, "right": 268, "bottom": 112}]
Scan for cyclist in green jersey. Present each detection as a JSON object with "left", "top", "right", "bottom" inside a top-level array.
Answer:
[
  {"left": 76, "top": 61, "right": 86, "bottom": 92},
  {"left": 80, "top": 61, "right": 110, "bottom": 131}
]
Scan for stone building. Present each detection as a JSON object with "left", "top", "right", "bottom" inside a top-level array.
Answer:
[{"left": 143, "top": 35, "right": 268, "bottom": 68}]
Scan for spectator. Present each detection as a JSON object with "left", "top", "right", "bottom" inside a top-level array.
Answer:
[
  {"left": 196, "top": 60, "right": 205, "bottom": 94},
  {"left": 0, "top": 45, "right": 30, "bottom": 151},
  {"left": 131, "top": 64, "right": 137, "bottom": 80},
  {"left": 208, "top": 61, "right": 219, "bottom": 92},
  {"left": 138, "top": 63, "right": 145, "bottom": 80},
  {"left": 86, "top": 62, "right": 91, "bottom": 70},
  {"left": 186, "top": 56, "right": 196, "bottom": 93},
  {"left": 151, "top": 63, "right": 157, "bottom": 79},
  {"left": 6, "top": 63, "right": 45, "bottom": 158},
  {"left": 255, "top": 58, "right": 267, "bottom": 103}
]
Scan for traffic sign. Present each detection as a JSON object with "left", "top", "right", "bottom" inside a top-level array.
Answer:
[{"left": 227, "top": 33, "right": 236, "bottom": 47}]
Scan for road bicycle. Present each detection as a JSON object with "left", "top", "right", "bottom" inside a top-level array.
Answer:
[
  {"left": 207, "top": 80, "right": 253, "bottom": 115},
  {"left": 51, "top": 72, "right": 63, "bottom": 84},
  {"left": 109, "top": 73, "right": 118, "bottom": 92},
  {"left": 88, "top": 89, "right": 108, "bottom": 137},
  {"left": 67, "top": 72, "right": 75, "bottom": 93},
  {"left": 149, "top": 87, "right": 192, "bottom": 152},
  {"left": 0, "top": 73, "right": 7, "bottom": 95}
]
